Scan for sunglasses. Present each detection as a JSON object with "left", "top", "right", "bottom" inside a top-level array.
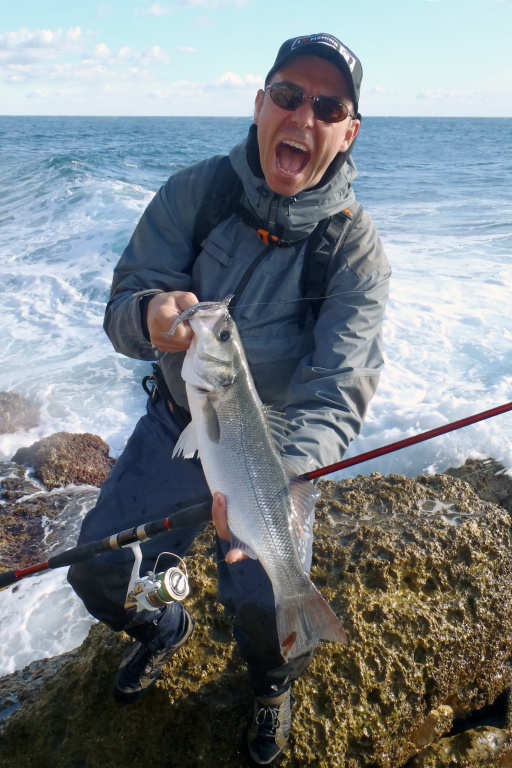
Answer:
[{"left": 265, "top": 81, "right": 354, "bottom": 124}]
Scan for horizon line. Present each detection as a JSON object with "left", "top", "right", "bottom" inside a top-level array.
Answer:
[{"left": 1, "top": 114, "right": 511, "bottom": 119}]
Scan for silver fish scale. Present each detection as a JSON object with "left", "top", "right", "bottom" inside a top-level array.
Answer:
[
  {"left": 178, "top": 303, "right": 349, "bottom": 654},
  {"left": 189, "top": 350, "right": 311, "bottom": 601}
]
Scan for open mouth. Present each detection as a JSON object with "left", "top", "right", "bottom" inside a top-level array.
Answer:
[{"left": 276, "top": 140, "right": 310, "bottom": 176}]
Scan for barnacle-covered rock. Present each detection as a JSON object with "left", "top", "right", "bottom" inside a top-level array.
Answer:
[
  {"left": 12, "top": 431, "right": 115, "bottom": 489},
  {"left": 0, "top": 471, "right": 511, "bottom": 767},
  {"left": 0, "top": 460, "right": 99, "bottom": 571}
]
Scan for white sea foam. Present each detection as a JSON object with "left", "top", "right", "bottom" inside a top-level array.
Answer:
[
  {"left": 0, "top": 567, "right": 96, "bottom": 677},
  {"left": 0, "top": 485, "right": 99, "bottom": 677},
  {"left": 0, "top": 116, "right": 511, "bottom": 674}
]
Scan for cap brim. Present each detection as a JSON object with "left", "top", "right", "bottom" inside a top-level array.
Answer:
[{"left": 265, "top": 45, "right": 358, "bottom": 109}]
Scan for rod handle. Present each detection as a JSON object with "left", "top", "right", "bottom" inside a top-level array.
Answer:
[{"left": 0, "top": 570, "right": 18, "bottom": 588}]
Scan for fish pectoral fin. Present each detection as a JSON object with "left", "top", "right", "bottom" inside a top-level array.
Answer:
[
  {"left": 203, "top": 398, "right": 220, "bottom": 444},
  {"left": 229, "top": 533, "right": 258, "bottom": 560},
  {"left": 172, "top": 421, "right": 199, "bottom": 459}
]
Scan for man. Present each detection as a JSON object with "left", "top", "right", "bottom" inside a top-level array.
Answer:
[{"left": 68, "top": 33, "right": 390, "bottom": 765}]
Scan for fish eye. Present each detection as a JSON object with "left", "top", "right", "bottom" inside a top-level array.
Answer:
[{"left": 219, "top": 329, "right": 231, "bottom": 343}]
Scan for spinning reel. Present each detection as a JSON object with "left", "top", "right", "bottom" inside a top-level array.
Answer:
[{"left": 124, "top": 542, "right": 190, "bottom": 612}]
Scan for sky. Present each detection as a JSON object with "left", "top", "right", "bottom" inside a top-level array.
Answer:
[{"left": 1, "top": 0, "right": 511, "bottom": 118}]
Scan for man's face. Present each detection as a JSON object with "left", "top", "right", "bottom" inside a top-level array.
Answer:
[{"left": 254, "top": 55, "right": 360, "bottom": 197}]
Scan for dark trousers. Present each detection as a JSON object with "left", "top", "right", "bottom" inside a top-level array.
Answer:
[{"left": 68, "top": 396, "right": 316, "bottom": 695}]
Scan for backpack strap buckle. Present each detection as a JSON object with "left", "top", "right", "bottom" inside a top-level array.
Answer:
[{"left": 257, "top": 229, "right": 280, "bottom": 246}]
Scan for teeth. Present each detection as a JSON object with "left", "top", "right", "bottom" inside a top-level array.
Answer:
[{"left": 282, "top": 140, "right": 309, "bottom": 153}]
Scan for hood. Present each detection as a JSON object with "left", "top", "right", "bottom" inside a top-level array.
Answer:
[{"left": 229, "top": 124, "right": 357, "bottom": 241}]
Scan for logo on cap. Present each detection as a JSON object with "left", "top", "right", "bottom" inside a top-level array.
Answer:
[
  {"left": 291, "top": 34, "right": 357, "bottom": 73},
  {"left": 291, "top": 34, "right": 339, "bottom": 52}
]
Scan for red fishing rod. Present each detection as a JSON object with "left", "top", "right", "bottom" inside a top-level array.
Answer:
[
  {"left": 301, "top": 401, "right": 512, "bottom": 481},
  {"left": 1, "top": 401, "right": 511, "bottom": 590}
]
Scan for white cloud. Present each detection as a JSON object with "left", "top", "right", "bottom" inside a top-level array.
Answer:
[
  {"left": 0, "top": 26, "right": 258, "bottom": 116},
  {"left": 0, "top": 27, "right": 83, "bottom": 64},
  {"left": 416, "top": 89, "right": 485, "bottom": 104},
  {"left": 92, "top": 43, "right": 112, "bottom": 60},
  {"left": 26, "top": 87, "right": 67, "bottom": 100},
  {"left": 4, "top": 64, "right": 32, "bottom": 84},
  {"left": 0, "top": 27, "right": 170, "bottom": 88},
  {"left": 84, "top": 43, "right": 169, "bottom": 66},
  {"left": 145, "top": 3, "right": 171, "bottom": 15},
  {"left": 67, "top": 27, "right": 82, "bottom": 43},
  {"left": 213, "top": 71, "right": 262, "bottom": 89},
  {"left": 416, "top": 89, "right": 443, "bottom": 101},
  {"left": 141, "top": 45, "right": 169, "bottom": 64},
  {"left": 367, "top": 85, "right": 386, "bottom": 95}
]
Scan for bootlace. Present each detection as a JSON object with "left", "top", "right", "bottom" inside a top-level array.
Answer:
[
  {"left": 125, "top": 644, "right": 158, "bottom": 681},
  {"left": 255, "top": 704, "right": 280, "bottom": 737}
]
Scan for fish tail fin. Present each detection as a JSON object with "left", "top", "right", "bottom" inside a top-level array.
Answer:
[{"left": 276, "top": 584, "right": 349, "bottom": 659}]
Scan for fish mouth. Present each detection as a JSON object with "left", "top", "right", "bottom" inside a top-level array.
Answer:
[
  {"left": 166, "top": 297, "right": 233, "bottom": 337},
  {"left": 276, "top": 140, "right": 311, "bottom": 176}
]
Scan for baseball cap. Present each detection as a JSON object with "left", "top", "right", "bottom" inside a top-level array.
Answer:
[{"left": 265, "top": 33, "right": 363, "bottom": 114}]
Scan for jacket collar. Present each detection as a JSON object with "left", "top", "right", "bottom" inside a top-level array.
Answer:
[{"left": 229, "top": 124, "right": 357, "bottom": 240}]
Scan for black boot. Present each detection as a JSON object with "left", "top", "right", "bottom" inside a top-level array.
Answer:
[
  {"left": 247, "top": 687, "right": 293, "bottom": 765},
  {"left": 113, "top": 605, "right": 195, "bottom": 703}
]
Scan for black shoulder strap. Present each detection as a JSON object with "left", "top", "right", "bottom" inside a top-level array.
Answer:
[
  {"left": 191, "top": 157, "right": 362, "bottom": 329},
  {"left": 192, "top": 156, "right": 243, "bottom": 256},
  {"left": 298, "top": 203, "right": 362, "bottom": 329}
]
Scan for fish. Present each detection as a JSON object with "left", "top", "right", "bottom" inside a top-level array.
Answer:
[{"left": 169, "top": 298, "right": 349, "bottom": 658}]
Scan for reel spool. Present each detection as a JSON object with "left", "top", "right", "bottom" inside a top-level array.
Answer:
[{"left": 125, "top": 544, "right": 190, "bottom": 612}]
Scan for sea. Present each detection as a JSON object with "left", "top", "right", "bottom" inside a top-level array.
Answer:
[{"left": 0, "top": 115, "right": 511, "bottom": 678}]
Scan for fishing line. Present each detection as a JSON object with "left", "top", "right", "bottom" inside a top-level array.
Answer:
[{"left": 230, "top": 292, "right": 346, "bottom": 311}]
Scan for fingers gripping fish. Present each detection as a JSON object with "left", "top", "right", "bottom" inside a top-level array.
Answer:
[{"left": 168, "top": 298, "right": 349, "bottom": 658}]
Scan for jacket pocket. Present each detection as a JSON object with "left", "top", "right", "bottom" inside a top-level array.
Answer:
[{"left": 199, "top": 237, "right": 231, "bottom": 267}]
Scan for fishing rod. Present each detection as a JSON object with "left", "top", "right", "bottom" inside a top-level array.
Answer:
[
  {"left": 301, "top": 400, "right": 512, "bottom": 481},
  {"left": 0, "top": 500, "right": 213, "bottom": 590},
  {"left": 0, "top": 401, "right": 511, "bottom": 591}
]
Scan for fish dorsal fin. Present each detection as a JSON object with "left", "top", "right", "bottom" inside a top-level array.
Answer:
[
  {"left": 172, "top": 421, "right": 199, "bottom": 460},
  {"left": 262, "top": 406, "right": 293, "bottom": 449}
]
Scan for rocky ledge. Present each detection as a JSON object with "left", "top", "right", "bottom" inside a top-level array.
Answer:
[{"left": 1, "top": 447, "right": 512, "bottom": 767}]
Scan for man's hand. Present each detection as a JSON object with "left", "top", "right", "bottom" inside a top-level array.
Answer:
[
  {"left": 146, "top": 291, "right": 199, "bottom": 353},
  {"left": 211, "top": 492, "right": 248, "bottom": 564}
]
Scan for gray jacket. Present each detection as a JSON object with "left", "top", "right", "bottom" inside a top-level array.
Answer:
[{"left": 104, "top": 130, "right": 391, "bottom": 476}]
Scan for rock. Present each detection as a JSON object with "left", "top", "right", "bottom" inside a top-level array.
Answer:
[
  {"left": 0, "top": 461, "right": 56, "bottom": 570},
  {"left": 0, "top": 472, "right": 512, "bottom": 767},
  {"left": 0, "top": 391, "right": 40, "bottom": 434},
  {"left": 407, "top": 725, "right": 512, "bottom": 767},
  {"left": 12, "top": 432, "right": 115, "bottom": 489},
  {"left": 446, "top": 458, "right": 512, "bottom": 514},
  {"left": 0, "top": 649, "right": 79, "bottom": 733},
  {"left": 1, "top": 430, "right": 112, "bottom": 571},
  {"left": 0, "top": 461, "right": 99, "bottom": 571}
]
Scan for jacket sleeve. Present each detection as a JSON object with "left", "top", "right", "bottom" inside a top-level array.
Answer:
[
  {"left": 103, "top": 156, "right": 221, "bottom": 360},
  {"left": 281, "top": 209, "right": 391, "bottom": 476}
]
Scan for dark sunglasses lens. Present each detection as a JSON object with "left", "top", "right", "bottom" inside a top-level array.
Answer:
[
  {"left": 270, "top": 83, "right": 304, "bottom": 111},
  {"left": 314, "top": 97, "right": 348, "bottom": 123},
  {"left": 269, "top": 83, "right": 350, "bottom": 123}
]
